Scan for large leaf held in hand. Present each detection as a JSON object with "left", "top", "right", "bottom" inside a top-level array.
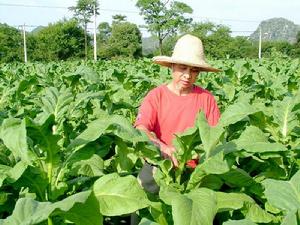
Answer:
[{"left": 187, "top": 152, "right": 229, "bottom": 190}]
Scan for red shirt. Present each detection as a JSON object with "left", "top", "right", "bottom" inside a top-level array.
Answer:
[{"left": 135, "top": 84, "right": 220, "bottom": 146}]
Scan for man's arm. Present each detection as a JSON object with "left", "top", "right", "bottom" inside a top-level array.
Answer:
[{"left": 136, "top": 125, "right": 178, "bottom": 167}]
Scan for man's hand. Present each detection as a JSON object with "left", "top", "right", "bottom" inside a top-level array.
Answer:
[
  {"left": 135, "top": 125, "right": 179, "bottom": 167},
  {"left": 160, "top": 143, "right": 179, "bottom": 167}
]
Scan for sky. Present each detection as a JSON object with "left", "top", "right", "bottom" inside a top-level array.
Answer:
[{"left": 0, "top": 0, "right": 300, "bottom": 37}]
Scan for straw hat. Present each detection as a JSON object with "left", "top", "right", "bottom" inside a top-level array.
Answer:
[{"left": 153, "top": 34, "right": 220, "bottom": 72}]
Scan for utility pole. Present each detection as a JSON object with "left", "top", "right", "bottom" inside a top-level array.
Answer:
[
  {"left": 22, "top": 24, "right": 28, "bottom": 63},
  {"left": 93, "top": 4, "right": 97, "bottom": 62},
  {"left": 258, "top": 27, "right": 262, "bottom": 60}
]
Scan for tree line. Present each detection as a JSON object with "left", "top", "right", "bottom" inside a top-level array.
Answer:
[{"left": 0, "top": 0, "right": 299, "bottom": 63}]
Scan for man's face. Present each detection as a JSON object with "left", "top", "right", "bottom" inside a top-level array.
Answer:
[{"left": 171, "top": 64, "right": 201, "bottom": 90}]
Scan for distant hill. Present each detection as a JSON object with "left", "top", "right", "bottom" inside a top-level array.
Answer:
[
  {"left": 250, "top": 18, "right": 300, "bottom": 43},
  {"left": 31, "top": 26, "right": 44, "bottom": 34},
  {"left": 142, "top": 36, "right": 159, "bottom": 56},
  {"left": 142, "top": 17, "right": 300, "bottom": 54}
]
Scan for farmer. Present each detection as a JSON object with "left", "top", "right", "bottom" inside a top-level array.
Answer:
[{"left": 134, "top": 34, "right": 221, "bottom": 193}]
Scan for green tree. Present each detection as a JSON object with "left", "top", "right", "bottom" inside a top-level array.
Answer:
[
  {"left": 187, "top": 22, "right": 240, "bottom": 59},
  {"left": 98, "top": 22, "right": 111, "bottom": 41},
  {"left": 230, "top": 36, "right": 257, "bottom": 58},
  {"left": 136, "top": 0, "right": 193, "bottom": 54},
  {"left": 97, "top": 22, "right": 111, "bottom": 58},
  {"left": 32, "top": 19, "right": 85, "bottom": 61},
  {"left": 105, "top": 22, "right": 142, "bottom": 58},
  {"left": 262, "top": 41, "right": 295, "bottom": 58},
  {"left": 70, "top": 0, "right": 99, "bottom": 59},
  {"left": 112, "top": 14, "right": 127, "bottom": 24},
  {"left": 161, "top": 35, "right": 178, "bottom": 56},
  {"left": 293, "top": 31, "right": 300, "bottom": 57},
  {"left": 205, "top": 25, "right": 233, "bottom": 58},
  {"left": 0, "top": 23, "right": 22, "bottom": 62},
  {"left": 296, "top": 31, "right": 300, "bottom": 44},
  {"left": 185, "top": 22, "right": 215, "bottom": 39}
]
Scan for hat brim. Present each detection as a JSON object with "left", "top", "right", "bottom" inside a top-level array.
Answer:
[{"left": 153, "top": 56, "right": 221, "bottom": 72}]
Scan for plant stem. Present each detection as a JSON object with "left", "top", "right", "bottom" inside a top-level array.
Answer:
[
  {"left": 48, "top": 217, "right": 53, "bottom": 225},
  {"left": 47, "top": 162, "right": 53, "bottom": 200}
]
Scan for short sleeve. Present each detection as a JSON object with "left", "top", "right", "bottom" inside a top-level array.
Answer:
[
  {"left": 134, "top": 90, "right": 158, "bottom": 131},
  {"left": 206, "top": 95, "right": 220, "bottom": 127}
]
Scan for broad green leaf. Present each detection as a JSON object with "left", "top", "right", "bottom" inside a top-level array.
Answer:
[
  {"left": 219, "top": 100, "right": 259, "bottom": 127},
  {"left": 115, "top": 138, "right": 137, "bottom": 173},
  {"left": 220, "top": 168, "right": 257, "bottom": 188},
  {"left": 12, "top": 166, "right": 48, "bottom": 201},
  {"left": 237, "top": 142, "right": 287, "bottom": 153},
  {"left": 200, "top": 175, "right": 223, "bottom": 190},
  {"left": 67, "top": 113, "right": 147, "bottom": 152},
  {"left": 216, "top": 192, "right": 254, "bottom": 212},
  {"left": 223, "top": 219, "right": 257, "bottom": 225},
  {"left": 265, "top": 201, "right": 281, "bottom": 214},
  {"left": 187, "top": 152, "right": 229, "bottom": 190},
  {"left": 238, "top": 126, "right": 268, "bottom": 142},
  {"left": 234, "top": 126, "right": 287, "bottom": 153},
  {"left": 0, "top": 161, "right": 27, "bottom": 187},
  {"left": 0, "top": 165, "right": 11, "bottom": 187},
  {"left": 244, "top": 202, "right": 275, "bottom": 223},
  {"left": 147, "top": 201, "right": 169, "bottom": 225},
  {"left": 71, "top": 154, "right": 104, "bottom": 177},
  {"left": 200, "top": 152, "right": 230, "bottom": 174},
  {"left": 26, "top": 115, "right": 61, "bottom": 166},
  {"left": 262, "top": 170, "right": 300, "bottom": 212},
  {"left": 70, "top": 91, "right": 106, "bottom": 117},
  {"left": 159, "top": 185, "right": 182, "bottom": 206},
  {"left": 139, "top": 218, "right": 160, "bottom": 225},
  {"left": 212, "top": 141, "right": 238, "bottom": 156},
  {"left": 281, "top": 210, "right": 300, "bottom": 225},
  {"left": 173, "top": 126, "right": 199, "bottom": 167},
  {"left": 272, "top": 94, "right": 300, "bottom": 138},
  {"left": 35, "top": 86, "right": 73, "bottom": 127},
  {"left": 172, "top": 188, "right": 217, "bottom": 225},
  {"left": 0, "top": 191, "right": 100, "bottom": 225},
  {"left": 0, "top": 192, "right": 10, "bottom": 205},
  {"left": 63, "top": 192, "right": 103, "bottom": 225},
  {"left": 93, "top": 173, "right": 150, "bottom": 216},
  {"left": 0, "top": 118, "right": 30, "bottom": 163},
  {"left": 75, "top": 65, "right": 100, "bottom": 83},
  {"left": 223, "top": 83, "right": 235, "bottom": 101},
  {"left": 197, "top": 112, "right": 224, "bottom": 157}
]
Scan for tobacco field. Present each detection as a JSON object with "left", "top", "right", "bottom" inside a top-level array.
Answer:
[{"left": 0, "top": 58, "right": 300, "bottom": 225}]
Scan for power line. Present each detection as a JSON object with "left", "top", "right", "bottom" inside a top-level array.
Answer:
[
  {"left": 231, "top": 30, "right": 255, "bottom": 33},
  {"left": 192, "top": 16, "right": 259, "bottom": 23},
  {"left": 0, "top": 3, "right": 67, "bottom": 9},
  {"left": 11, "top": 24, "right": 254, "bottom": 33},
  {"left": 0, "top": 3, "right": 140, "bottom": 14},
  {"left": 0, "top": 2, "right": 260, "bottom": 23}
]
